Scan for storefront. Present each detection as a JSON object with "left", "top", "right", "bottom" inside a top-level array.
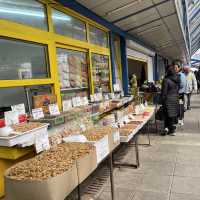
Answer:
[
  {"left": 0, "top": 0, "right": 113, "bottom": 112},
  {"left": 126, "top": 40, "right": 155, "bottom": 87}
]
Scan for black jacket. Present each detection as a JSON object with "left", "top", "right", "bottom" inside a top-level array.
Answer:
[{"left": 161, "top": 74, "right": 179, "bottom": 117}]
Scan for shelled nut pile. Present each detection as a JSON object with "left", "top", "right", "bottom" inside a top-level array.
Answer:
[
  {"left": 119, "top": 128, "right": 132, "bottom": 136},
  {"left": 7, "top": 144, "right": 74, "bottom": 181},
  {"left": 83, "top": 126, "right": 117, "bottom": 141},
  {"left": 7, "top": 143, "right": 95, "bottom": 181},
  {"left": 11, "top": 122, "right": 44, "bottom": 133}
]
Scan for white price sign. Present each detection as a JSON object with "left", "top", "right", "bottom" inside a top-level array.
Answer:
[
  {"left": 90, "top": 95, "right": 94, "bottom": 102},
  {"left": 5, "top": 111, "right": 19, "bottom": 126},
  {"left": 62, "top": 100, "right": 72, "bottom": 112},
  {"left": 32, "top": 108, "right": 44, "bottom": 120},
  {"left": 35, "top": 130, "right": 50, "bottom": 153},
  {"left": 83, "top": 97, "right": 89, "bottom": 105},
  {"left": 11, "top": 103, "right": 26, "bottom": 115},
  {"left": 49, "top": 104, "right": 60, "bottom": 116}
]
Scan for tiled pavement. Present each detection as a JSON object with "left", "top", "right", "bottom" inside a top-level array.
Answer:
[{"left": 97, "top": 94, "right": 200, "bottom": 200}]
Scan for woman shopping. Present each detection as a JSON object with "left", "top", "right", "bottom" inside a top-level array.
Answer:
[{"left": 161, "top": 65, "right": 179, "bottom": 136}]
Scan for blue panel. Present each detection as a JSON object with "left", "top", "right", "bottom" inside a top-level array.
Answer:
[
  {"left": 109, "top": 32, "right": 116, "bottom": 85},
  {"left": 55, "top": 0, "right": 154, "bottom": 51},
  {"left": 120, "top": 36, "right": 129, "bottom": 95}
]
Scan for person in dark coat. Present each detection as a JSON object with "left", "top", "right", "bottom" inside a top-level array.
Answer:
[{"left": 161, "top": 65, "right": 179, "bottom": 136}]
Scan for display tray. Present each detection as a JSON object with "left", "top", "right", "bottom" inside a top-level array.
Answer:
[
  {"left": 0, "top": 124, "right": 49, "bottom": 147},
  {"left": 29, "top": 115, "right": 65, "bottom": 128},
  {"left": 120, "top": 126, "right": 140, "bottom": 143}
]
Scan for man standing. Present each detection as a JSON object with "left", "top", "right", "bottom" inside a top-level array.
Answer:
[
  {"left": 174, "top": 64, "right": 186, "bottom": 125},
  {"left": 184, "top": 66, "right": 198, "bottom": 110}
]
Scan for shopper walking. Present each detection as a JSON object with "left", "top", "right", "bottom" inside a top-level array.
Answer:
[
  {"left": 184, "top": 66, "right": 197, "bottom": 110},
  {"left": 174, "top": 64, "right": 186, "bottom": 125},
  {"left": 196, "top": 67, "right": 200, "bottom": 93},
  {"left": 161, "top": 65, "right": 179, "bottom": 136}
]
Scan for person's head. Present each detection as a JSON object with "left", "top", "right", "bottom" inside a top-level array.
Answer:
[
  {"left": 166, "top": 65, "right": 176, "bottom": 76},
  {"left": 174, "top": 64, "right": 182, "bottom": 73},
  {"left": 183, "top": 66, "right": 190, "bottom": 74}
]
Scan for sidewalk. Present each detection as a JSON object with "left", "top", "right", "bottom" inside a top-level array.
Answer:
[{"left": 97, "top": 94, "right": 200, "bottom": 200}]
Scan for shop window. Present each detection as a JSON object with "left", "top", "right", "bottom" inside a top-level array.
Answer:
[
  {"left": 52, "top": 9, "right": 86, "bottom": 41},
  {"left": 56, "top": 48, "right": 89, "bottom": 98},
  {"left": 92, "top": 53, "right": 110, "bottom": 93},
  {"left": 89, "top": 25, "right": 108, "bottom": 47},
  {"left": 0, "top": 85, "right": 52, "bottom": 116},
  {"left": 0, "top": 0, "right": 48, "bottom": 30},
  {"left": 0, "top": 38, "right": 49, "bottom": 80}
]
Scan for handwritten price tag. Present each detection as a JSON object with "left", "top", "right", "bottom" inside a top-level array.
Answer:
[
  {"left": 32, "top": 108, "right": 44, "bottom": 120},
  {"left": 11, "top": 103, "right": 26, "bottom": 115},
  {"left": 62, "top": 100, "right": 72, "bottom": 111},
  {"left": 49, "top": 104, "right": 60, "bottom": 116}
]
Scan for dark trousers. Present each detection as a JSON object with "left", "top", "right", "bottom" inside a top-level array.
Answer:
[
  {"left": 164, "top": 116, "right": 176, "bottom": 132},
  {"left": 186, "top": 93, "right": 191, "bottom": 109},
  {"left": 179, "top": 93, "right": 185, "bottom": 120}
]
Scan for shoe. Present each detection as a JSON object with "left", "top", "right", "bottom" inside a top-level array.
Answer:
[
  {"left": 162, "top": 128, "right": 169, "bottom": 136},
  {"left": 169, "top": 130, "right": 176, "bottom": 136},
  {"left": 178, "top": 120, "right": 184, "bottom": 126}
]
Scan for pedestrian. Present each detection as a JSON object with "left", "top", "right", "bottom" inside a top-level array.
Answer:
[
  {"left": 184, "top": 66, "right": 197, "bottom": 110},
  {"left": 174, "top": 64, "right": 186, "bottom": 126},
  {"left": 196, "top": 67, "right": 200, "bottom": 93},
  {"left": 161, "top": 65, "right": 179, "bottom": 136}
]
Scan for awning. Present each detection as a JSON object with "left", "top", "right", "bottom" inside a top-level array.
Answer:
[{"left": 77, "top": 0, "right": 190, "bottom": 62}]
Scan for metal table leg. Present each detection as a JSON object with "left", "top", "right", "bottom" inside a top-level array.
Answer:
[
  {"left": 113, "top": 134, "right": 140, "bottom": 169},
  {"left": 77, "top": 184, "right": 81, "bottom": 200},
  {"left": 109, "top": 153, "right": 115, "bottom": 200}
]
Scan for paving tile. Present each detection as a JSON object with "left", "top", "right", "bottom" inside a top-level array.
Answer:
[
  {"left": 97, "top": 188, "right": 134, "bottom": 200},
  {"left": 136, "top": 175, "right": 172, "bottom": 193},
  {"left": 174, "top": 164, "right": 200, "bottom": 177},
  {"left": 140, "top": 151, "right": 177, "bottom": 163},
  {"left": 170, "top": 193, "right": 200, "bottom": 200},
  {"left": 133, "top": 190, "right": 169, "bottom": 200},
  {"left": 105, "top": 172, "right": 143, "bottom": 191},
  {"left": 176, "top": 154, "right": 200, "bottom": 165},
  {"left": 172, "top": 176, "right": 200, "bottom": 195},
  {"left": 116, "top": 161, "right": 175, "bottom": 176}
]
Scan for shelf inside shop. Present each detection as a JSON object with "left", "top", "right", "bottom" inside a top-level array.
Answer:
[{"left": 60, "top": 87, "right": 88, "bottom": 92}]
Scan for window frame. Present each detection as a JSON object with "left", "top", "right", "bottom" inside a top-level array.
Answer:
[{"left": 0, "top": 0, "right": 112, "bottom": 109}]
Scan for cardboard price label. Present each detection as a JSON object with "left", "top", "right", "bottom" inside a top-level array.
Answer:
[
  {"left": 49, "top": 104, "right": 60, "bottom": 116},
  {"left": 35, "top": 130, "right": 50, "bottom": 153},
  {"left": 62, "top": 100, "right": 72, "bottom": 112},
  {"left": 5, "top": 111, "right": 19, "bottom": 126},
  {"left": 11, "top": 103, "right": 26, "bottom": 115},
  {"left": 32, "top": 108, "right": 44, "bottom": 120}
]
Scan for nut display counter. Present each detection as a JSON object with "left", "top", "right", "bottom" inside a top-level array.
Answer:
[{"left": 0, "top": 95, "right": 155, "bottom": 200}]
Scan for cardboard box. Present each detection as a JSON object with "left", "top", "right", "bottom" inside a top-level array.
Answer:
[
  {"left": 4, "top": 164, "right": 78, "bottom": 200},
  {"left": 89, "top": 135, "right": 109, "bottom": 164},
  {"left": 76, "top": 147, "right": 97, "bottom": 184},
  {"left": 108, "top": 131, "right": 120, "bottom": 152}
]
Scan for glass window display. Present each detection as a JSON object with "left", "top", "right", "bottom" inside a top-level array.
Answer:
[
  {"left": 0, "top": 0, "right": 48, "bottom": 30},
  {"left": 0, "top": 38, "right": 49, "bottom": 80},
  {"left": 52, "top": 9, "right": 86, "bottom": 41},
  {"left": 92, "top": 53, "right": 110, "bottom": 93},
  {"left": 56, "top": 48, "right": 89, "bottom": 91},
  {"left": 89, "top": 25, "right": 108, "bottom": 47}
]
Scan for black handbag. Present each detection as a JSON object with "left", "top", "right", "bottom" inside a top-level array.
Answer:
[{"left": 155, "top": 106, "right": 164, "bottom": 121}]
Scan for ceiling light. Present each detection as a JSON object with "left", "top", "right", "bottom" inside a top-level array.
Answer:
[{"left": 105, "top": 0, "right": 142, "bottom": 16}]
